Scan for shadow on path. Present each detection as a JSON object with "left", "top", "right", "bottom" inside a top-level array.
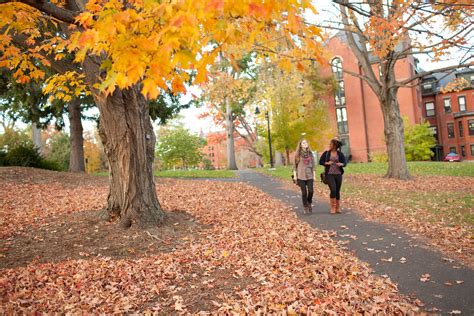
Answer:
[{"left": 238, "top": 170, "right": 474, "bottom": 315}]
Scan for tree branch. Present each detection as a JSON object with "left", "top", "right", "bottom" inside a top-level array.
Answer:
[
  {"left": 0, "top": 0, "right": 79, "bottom": 24},
  {"left": 337, "top": 1, "right": 381, "bottom": 95},
  {"left": 396, "top": 63, "right": 473, "bottom": 87}
]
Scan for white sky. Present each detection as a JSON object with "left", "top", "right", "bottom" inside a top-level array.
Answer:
[{"left": 7, "top": 0, "right": 470, "bottom": 136}]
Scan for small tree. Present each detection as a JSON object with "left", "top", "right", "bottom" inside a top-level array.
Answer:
[
  {"left": 257, "top": 63, "right": 335, "bottom": 163},
  {"left": 156, "top": 127, "right": 206, "bottom": 170},
  {"left": 0, "top": 127, "right": 31, "bottom": 152},
  {"left": 404, "top": 120, "right": 436, "bottom": 162},
  {"left": 46, "top": 132, "right": 71, "bottom": 171}
]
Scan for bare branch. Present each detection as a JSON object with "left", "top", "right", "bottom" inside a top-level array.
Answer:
[
  {"left": 337, "top": 0, "right": 381, "bottom": 94},
  {"left": 396, "top": 62, "right": 473, "bottom": 87}
]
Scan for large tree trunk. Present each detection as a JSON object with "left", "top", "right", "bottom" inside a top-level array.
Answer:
[
  {"left": 95, "top": 86, "right": 165, "bottom": 228},
  {"left": 381, "top": 87, "right": 410, "bottom": 180},
  {"left": 225, "top": 98, "right": 238, "bottom": 170},
  {"left": 81, "top": 55, "right": 165, "bottom": 228},
  {"left": 68, "top": 99, "right": 85, "bottom": 172}
]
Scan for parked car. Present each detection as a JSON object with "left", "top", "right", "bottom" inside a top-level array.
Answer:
[{"left": 443, "top": 152, "right": 461, "bottom": 162}]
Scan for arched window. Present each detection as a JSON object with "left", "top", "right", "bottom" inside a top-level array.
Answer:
[
  {"left": 331, "top": 57, "right": 343, "bottom": 80},
  {"left": 331, "top": 57, "right": 348, "bottom": 135}
]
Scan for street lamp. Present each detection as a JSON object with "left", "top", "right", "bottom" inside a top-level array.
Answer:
[{"left": 255, "top": 106, "right": 274, "bottom": 168}]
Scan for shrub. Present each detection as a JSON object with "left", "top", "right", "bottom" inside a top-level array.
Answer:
[
  {"left": 370, "top": 151, "right": 388, "bottom": 162},
  {"left": 46, "top": 132, "right": 70, "bottom": 171},
  {"left": 38, "top": 159, "right": 63, "bottom": 171},
  {"left": 404, "top": 120, "right": 436, "bottom": 161},
  {"left": 0, "top": 150, "right": 8, "bottom": 166},
  {"left": 6, "top": 144, "right": 43, "bottom": 167},
  {"left": 202, "top": 157, "right": 215, "bottom": 170},
  {"left": 0, "top": 143, "right": 62, "bottom": 171}
]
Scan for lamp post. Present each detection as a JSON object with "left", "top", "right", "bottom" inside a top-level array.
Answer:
[{"left": 255, "top": 106, "right": 274, "bottom": 168}]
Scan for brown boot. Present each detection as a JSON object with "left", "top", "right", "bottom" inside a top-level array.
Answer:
[
  {"left": 330, "top": 198, "right": 336, "bottom": 214},
  {"left": 303, "top": 204, "right": 308, "bottom": 214},
  {"left": 336, "top": 200, "right": 341, "bottom": 213}
]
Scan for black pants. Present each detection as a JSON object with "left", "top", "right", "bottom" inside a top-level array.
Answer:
[
  {"left": 297, "top": 179, "right": 314, "bottom": 206},
  {"left": 326, "top": 174, "right": 342, "bottom": 200}
]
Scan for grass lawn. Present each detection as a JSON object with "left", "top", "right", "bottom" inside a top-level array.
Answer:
[
  {"left": 94, "top": 169, "right": 236, "bottom": 178},
  {"left": 258, "top": 161, "right": 474, "bottom": 178},
  {"left": 346, "top": 161, "right": 474, "bottom": 177},
  {"left": 257, "top": 162, "right": 474, "bottom": 227}
]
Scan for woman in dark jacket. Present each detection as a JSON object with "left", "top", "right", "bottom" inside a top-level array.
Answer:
[{"left": 319, "top": 138, "right": 347, "bottom": 214}]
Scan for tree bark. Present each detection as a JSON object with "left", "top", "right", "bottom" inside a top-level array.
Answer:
[
  {"left": 31, "top": 123, "right": 42, "bottom": 153},
  {"left": 225, "top": 98, "right": 238, "bottom": 170},
  {"left": 380, "top": 87, "right": 411, "bottom": 180},
  {"left": 94, "top": 86, "right": 165, "bottom": 228},
  {"left": 68, "top": 99, "right": 85, "bottom": 172}
]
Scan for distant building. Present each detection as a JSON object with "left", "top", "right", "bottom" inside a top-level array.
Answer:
[
  {"left": 421, "top": 69, "right": 474, "bottom": 160},
  {"left": 323, "top": 32, "right": 473, "bottom": 161},
  {"left": 323, "top": 32, "right": 422, "bottom": 162},
  {"left": 202, "top": 131, "right": 258, "bottom": 169}
]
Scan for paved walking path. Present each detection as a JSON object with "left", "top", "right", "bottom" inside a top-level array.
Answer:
[{"left": 238, "top": 170, "right": 474, "bottom": 315}]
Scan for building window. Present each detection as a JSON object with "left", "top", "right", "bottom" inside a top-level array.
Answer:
[
  {"left": 459, "top": 121, "right": 464, "bottom": 137},
  {"left": 469, "top": 120, "right": 474, "bottom": 136},
  {"left": 331, "top": 57, "right": 349, "bottom": 136},
  {"left": 449, "top": 147, "right": 457, "bottom": 154},
  {"left": 461, "top": 145, "right": 465, "bottom": 157},
  {"left": 331, "top": 58, "right": 343, "bottom": 80},
  {"left": 335, "top": 81, "right": 346, "bottom": 107},
  {"left": 458, "top": 96, "right": 466, "bottom": 112},
  {"left": 422, "top": 82, "right": 433, "bottom": 94},
  {"left": 471, "top": 144, "right": 474, "bottom": 156},
  {"left": 429, "top": 125, "right": 438, "bottom": 141},
  {"left": 425, "top": 102, "right": 435, "bottom": 117},
  {"left": 336, "top": 107, "right": 349, "bottom": 134},
  {"left": 443, "top": 98, "right": 452, "bottom": 113},
  {"left": 447, "top": 123, "right": 455, "bottom": 138}
]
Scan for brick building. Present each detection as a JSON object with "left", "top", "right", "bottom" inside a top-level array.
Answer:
[
  {"left": 324, "top": 32, "right": 473, "bottom": 161},
  {"left": 421, "top": 69, "right": 474, "bottom": 160},
  {"left": 202, "top": 131, "right": 258, "bottom": 169}
]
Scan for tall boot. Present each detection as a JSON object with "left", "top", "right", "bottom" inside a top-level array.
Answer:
[
  {"left": 335, "top": 199, "right": 341, "bottom": 213},
  {"left": 330, "top": 198, "right": 336, "bottom": 214}
]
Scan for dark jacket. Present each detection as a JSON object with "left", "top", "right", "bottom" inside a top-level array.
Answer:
[{"left": 319, "top": 150, "right": 347, "bottom": 175}]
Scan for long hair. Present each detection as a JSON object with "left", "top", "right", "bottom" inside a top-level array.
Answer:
[
  {"left": 330, "top": 138, "right": 343, "bottom": 151},
  {"left": 294, "top": 139, "right": 312, "bottom": 166}
]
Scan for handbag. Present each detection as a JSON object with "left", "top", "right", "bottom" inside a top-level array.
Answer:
[
  {"left": 320, "top": 151, "right": 329, "bottom": 184},
  {"left": 291, "top": 173, "right": 297, "bottom": 184},
  {"left": 320, "top": 172, "right": 327, "bottom": 184}
]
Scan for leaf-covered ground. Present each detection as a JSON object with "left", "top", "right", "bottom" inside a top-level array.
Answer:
[
  {"left": 340, "top": 174, "right": 474, "bottom": 267},
  {"left": 0, "top": 167, "right": 419, "bottom": 313},
  {"left": 271, "top": 170, "right": 474, "bottom": 268}
]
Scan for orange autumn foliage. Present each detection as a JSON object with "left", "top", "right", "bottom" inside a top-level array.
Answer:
[{"left": 0, "top": 0, "right": 325, "bottom": 101}]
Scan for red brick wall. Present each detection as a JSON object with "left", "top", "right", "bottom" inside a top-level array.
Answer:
[
  {"left": 324, "top": 37, "right": 421, "bottom": 162},
  {"left": 422, "top": 89, "right": 474, "bottom": 160}
]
